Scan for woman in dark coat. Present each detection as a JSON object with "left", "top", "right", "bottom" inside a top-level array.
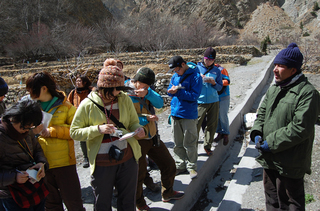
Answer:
[{"left": 0, "top": 99, "right": 48, "bottom": 211}]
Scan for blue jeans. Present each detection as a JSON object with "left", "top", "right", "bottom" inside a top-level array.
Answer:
[
  {"left": 217, "top": 95, "right": 230, "bottom": 135},
  {"left": 1, "top": 197, "right": 45, "bottom": 211}
]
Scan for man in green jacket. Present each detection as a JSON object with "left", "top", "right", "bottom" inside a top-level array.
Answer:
[{"left": 250, "top": 43, "right": 320, "bottom": 210}]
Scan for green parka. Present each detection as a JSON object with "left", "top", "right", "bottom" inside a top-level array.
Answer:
[{"left": 250, "top": 75, "right": 320, "bottom": 179}]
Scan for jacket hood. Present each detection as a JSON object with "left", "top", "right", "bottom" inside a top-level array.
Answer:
[{"left": 184, "top": 62, "right": 200, "bottom": 75}]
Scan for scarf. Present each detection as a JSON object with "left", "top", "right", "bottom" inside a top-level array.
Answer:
[
  {"left": 275, "top": 73, "right": 303, "bottom": 88},
  {"left": 76, "top": 87, "right": 89, "bottom": 94}
]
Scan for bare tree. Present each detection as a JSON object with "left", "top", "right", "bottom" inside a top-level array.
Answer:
[
  {"left": 96, "top": 19, "right": 127, "bottom": 53},
  {"left": 184, "top": 17, "right": 213, "bottom": 48},
  {"left": 67, "top": 23, "right": 97, "bottom": 57}
]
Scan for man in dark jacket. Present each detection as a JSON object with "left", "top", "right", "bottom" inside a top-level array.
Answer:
[{"left": 250, "top": 43, "right": 320, "bottom": 210}]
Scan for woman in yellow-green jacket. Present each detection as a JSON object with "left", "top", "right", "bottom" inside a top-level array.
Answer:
[
  {"left": 70, "top": 59, "right": 146, "bottom": 211},
  {"left": 26, "top": 72, "right": 85, "bottom": 211}
]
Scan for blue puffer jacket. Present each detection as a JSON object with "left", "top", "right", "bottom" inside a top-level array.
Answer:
[
  {"left": 167, "top": 62, "right": 202, "bottom": 119},
  {"left": 197, "top": 62, "right": 223, "bottom": 104}
]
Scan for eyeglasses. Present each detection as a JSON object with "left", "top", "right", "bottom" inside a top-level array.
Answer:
[
  {"left": 21, "top": 125, "right": 36, "bottom": 131},
  {"left": 174, "top": 67, "right": 181, "bottom": 72}
]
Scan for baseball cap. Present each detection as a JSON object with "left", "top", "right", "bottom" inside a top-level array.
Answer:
[{"left": 168, "top": 56, "right": 186, "bottom": 73}]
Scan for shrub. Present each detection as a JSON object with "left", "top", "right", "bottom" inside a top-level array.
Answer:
[
  {"left": 305, "top": 194, "right": 315, "bottom": 204},
  {"left": 236, "top": 20, "right": 242, "bottom": 28},
  {"left": 260, "top": 40, "right": 267, "bottom": 54},
  {"left": 311, "top": 11, "right": 317, "bottom": 17},
  {"left": 313, "top": 2, "right": 320, "bottom": 11},
  {"left": 303, "top": 32, "right": 310, "bottom": 37},
  {"left": 265, "top": 35, "right": 271, "bottom": 44}
]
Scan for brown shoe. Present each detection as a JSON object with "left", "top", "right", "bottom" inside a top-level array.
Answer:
[
  {"left": 162, "top": 191, "right": 184, "bottom": 202},
  {"left": 213, "top": 133, "right": 223, "bottom": 143},
  {"left": 223, "top": 135, "right": 229, "bottom": 146}
]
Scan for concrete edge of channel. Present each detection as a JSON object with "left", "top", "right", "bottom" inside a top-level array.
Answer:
[{"left": 171, "top": 57, "right": 275, "bottom": 211}]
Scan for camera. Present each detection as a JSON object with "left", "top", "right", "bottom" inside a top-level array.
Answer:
[
  {"left": 111, "top": 129, "right": 123, "bottom": 138},
  {"left": 109, "top": 145, "right": 124, "bottom": 161}
]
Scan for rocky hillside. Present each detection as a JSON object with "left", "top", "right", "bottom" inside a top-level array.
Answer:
[{"left": 103, "top": 0, "right": 320, "bottom": 41}]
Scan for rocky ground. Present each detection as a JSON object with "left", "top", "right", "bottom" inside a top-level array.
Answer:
[{"left": 73, "top": 53, "right": 320, "bottom": 210}]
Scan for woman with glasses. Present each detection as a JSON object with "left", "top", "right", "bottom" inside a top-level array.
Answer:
[
  {"left": 70, "top": 58, "right": 146, "bottom": 211},
  {"left": 67, "top": 75, "right": 92, "bottom": 168},
  {"left": 0, "top": 99, "right": 47, "bottom": 210},
  {"left": 26, "top": 72, "right": 85, "bottom": 211}
]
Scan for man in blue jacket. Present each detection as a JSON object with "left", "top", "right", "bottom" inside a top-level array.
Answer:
[
  {"left": 167, "top": 56, "right": 202, "bottom": 179},
  {"left": 197, "top": 47, "right": 223, "bottom": 156}
]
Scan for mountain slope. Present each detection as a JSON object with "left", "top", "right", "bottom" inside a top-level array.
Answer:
[{"left": 102, "top": 0, "right": 320, "bottom": 40}]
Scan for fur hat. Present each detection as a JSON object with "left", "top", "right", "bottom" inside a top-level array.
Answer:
[
  {"left": 98, "top": 59, "right": 124, "bottom": 88},
  {"left": 204, "top": 47, "right": 216, "bottom": 60},
  {"left": 133, "top": 67, "right": 155, "bottom": 85},
  {"left": 274, "top": 43, "right": 303, "bottom": 71},
  {"left": 0, "top": 77, "right": 8, "bottom": 96}
]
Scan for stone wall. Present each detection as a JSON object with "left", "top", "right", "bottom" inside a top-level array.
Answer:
[
  {"left": 155, "top": 73, "right": 173, "bottom": 107},
  {"left": 2, "top": 46, "right": 262, "bottom": 107},
  {"left": 3, "top": 73, "right": 174, "bottom": 108},
  {"left": 4, "top": 84, "right": 28, "bottom": 107}
]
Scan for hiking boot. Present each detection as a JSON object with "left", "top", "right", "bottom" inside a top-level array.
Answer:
[
  {"left": 162, "top": 191, "right": 185, "bottom": 202},
  {"left": 204, "top": 148, "right": 213, "bottom": 156},
  {"left": 147, "top": 182, "right": 161, "bottom": 192},
  {"left": 189, "top": 169, "right": 198, "bottom": 179},
  {"left": 176, "top": 168, "right": 188, "bottom": 175},
  {"left": 223, "top": 135, "right": 229, "bottom": 146},
  {"left": 83, "top": 157, "right": 89, "bottom": 168},
  {"left": 137, "top": 205, "right": 150, "bottom": 211},
  {"left": 213, "top": 133, "right": 223, "bottom": 143}
]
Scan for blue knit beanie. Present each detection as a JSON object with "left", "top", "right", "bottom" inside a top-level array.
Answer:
[{"left": 273, "top": 43, "right": 303, "bottom": 71}]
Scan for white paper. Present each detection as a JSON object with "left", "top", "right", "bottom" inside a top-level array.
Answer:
[
  {"left": 118, "top": 131, "right": 137, "bottom": 141},
  {"left": 173, "top": 84, "right": 185, "bottom": 90},
  {"left": 203, "top": 76, "right": 214, "bottom": 82},
  {"left": 26, "top": 169, "right": 39, "bottom": 184},
  {"left": 42, "top": 111, "right": 52, "bottom": 129},
  {"left": 26, "top": 164, "right": 45, "bottom": 184}
]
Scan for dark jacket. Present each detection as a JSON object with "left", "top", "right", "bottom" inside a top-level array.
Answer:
[
  {"left": 250, "top": 74, "right": 320, "bottom": 179},
  {"left": 0, "top": 128, "right": 47, "bottom": 198}
]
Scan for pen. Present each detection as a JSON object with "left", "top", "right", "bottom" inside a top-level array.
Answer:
[{"left": 16, "top": 169, "right": 27, "bottom": 176}]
